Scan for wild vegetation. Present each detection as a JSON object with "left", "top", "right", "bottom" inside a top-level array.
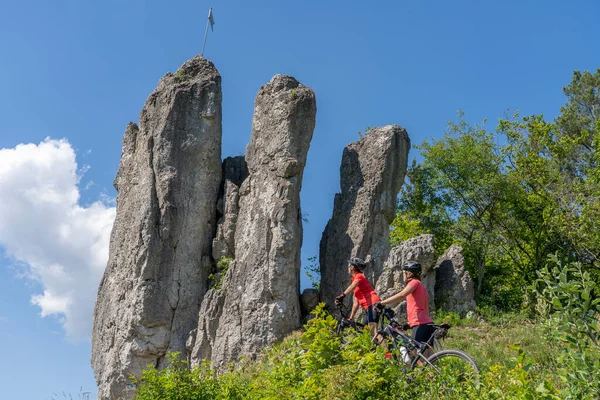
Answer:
[
  {"left": 391, "top": 69, "right": 600, "bottom": 312},
  {"left": 131, "top": 255, "right": 599, "bottom": 399}
]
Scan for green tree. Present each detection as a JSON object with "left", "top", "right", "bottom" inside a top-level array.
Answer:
[
  {"left": 394, "top": 70, "right": 600, "bottom": 309},
  {"left": 497, "top": 114, "right": 564, "bottom": 281},
  {"left": 394, "top": 159, "right": 454, "bottom": 252},
  {"left": 498, "top": 69, "right": 600, "bottom": 274},
  {"left": 555, "top": 69, "right": 600, "bottom": 265},
  {"left": 397, "top": 112, "right": 513, "bottom": 302}
]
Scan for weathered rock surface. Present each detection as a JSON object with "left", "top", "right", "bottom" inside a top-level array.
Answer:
[
  {"left": 212, "top": 156, "right": 248, "bottom": 260},
  {"left": 434, "top": 244, "right": 476, "bottom": 313},
  {"left": 189, "top": 74, "right": 316, "bottom": 368},
  {"left": 319, "top": 126, "right": 410, "bottom": 311},
  {"left": 300, "top": 288, "right": 320, "bottom": 317},
  {"left": 91, "top": 56, "right": 222, "bottom": 399},
  {"left": 375, "top": 234, "right": 436, "bottom": 314}
]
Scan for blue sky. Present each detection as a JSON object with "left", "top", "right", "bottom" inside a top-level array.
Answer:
[{"left": 1, "top": 0, "right": 599, "bottom": 398}]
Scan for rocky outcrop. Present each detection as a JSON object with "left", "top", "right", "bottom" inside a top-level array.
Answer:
[
  {"left": 375, "top": 234, "right": 436, "bottom": 314},
  {"left": 212, "top": 156, "right": 248, "bottom": 260},
  {"left": 434, "top": 245, "right": 476, "bottom": 313},
  {"left": 300, "top": 288, "right": 320, "bottom": 317},
  {"left": 319, "top": 126, "right": 410, "bottom": 310},
  {"left": 91, "top": 56, "right": 222, "bottom": 399},
  {"left": 188, "top": 74, "right": 316, "bottom": 368}
]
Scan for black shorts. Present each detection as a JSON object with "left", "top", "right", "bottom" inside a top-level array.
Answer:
[
  {"left": 411, "top": 323, "right": 435, "bottom": 344},
  {"left": 363, "top": 305, "right": 380, "bottom": 324}
]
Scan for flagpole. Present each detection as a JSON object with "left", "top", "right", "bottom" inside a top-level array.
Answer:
[{"left": 201, "top": 16, "right": 209, "bottom": 56}]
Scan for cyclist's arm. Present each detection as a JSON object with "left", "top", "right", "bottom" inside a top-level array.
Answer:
[
  {"left": 380, "top": 283, "right": 416, "bottom": 306},
  {"left": 349, "top": 296, "right": 359, "bottom": 320},
  {"left": 341, "top": 279, "right": 359, "bottom": 296}
]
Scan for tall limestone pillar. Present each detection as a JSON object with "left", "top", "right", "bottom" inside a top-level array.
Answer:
[
  {"left": 319, "top": 126, "right": 410, "bottom": 311},
  {"left": 188, "top": 75, "right": 316, "bottom": 368},
  {"left": 91, "top": 56, "right": 222, "bottom": 399}
]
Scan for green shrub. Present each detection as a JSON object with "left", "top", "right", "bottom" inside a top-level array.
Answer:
[
  {"left": 531, "top": 254, "right": 600, "bottom": 398},
  {"left": 173, "top": 69, "right": 185, "bottom": 80},
  {"left": 209, "top": 257, "right": 232, "bottom": 290}
]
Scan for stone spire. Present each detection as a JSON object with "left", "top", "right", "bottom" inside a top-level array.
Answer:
[
  {"left": 319, "top": 126, "right": 410, "bottom": 311},
  {"left": 91, "top": 55, "right": 222, "bottom": 399}
]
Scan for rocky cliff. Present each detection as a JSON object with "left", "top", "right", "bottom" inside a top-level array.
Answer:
[
  {"left": 188, "top": 75, "right": 316, "bottom": 368},
  {"left": 319, "top": 126, "right": 410, "bottom": 310},
  {"left": 91, "top": 56, "right": 222, "bottom": 399}
]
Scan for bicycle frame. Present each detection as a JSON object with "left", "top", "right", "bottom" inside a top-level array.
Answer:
[
  {"left": 375, "top": 310, "right": 444, "bottom": 372},
  {"left": 335, "top": 302, "right": 365, "bottom": 333}
]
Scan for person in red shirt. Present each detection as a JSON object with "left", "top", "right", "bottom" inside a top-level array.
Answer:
[
  {"left": 376, "top": 261, "right": 435, "bottom": 346},
  {"left": 335, "top": 257, "right": 381, "bottom": 337}
]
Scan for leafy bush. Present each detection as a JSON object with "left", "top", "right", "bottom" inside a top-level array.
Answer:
[
  {"left": 531, "top": 254, "right": 600, "bottom": 398},
  {"left": 532, "top": 254, "right": 600, "bottom": 347}
]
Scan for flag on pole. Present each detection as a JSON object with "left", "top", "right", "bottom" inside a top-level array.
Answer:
[
  {"left": 202, "top": 7, "right": 214, "bottom": 56},
  {"left": 208, "top": 8, "right": 215, "bottom": 31}
]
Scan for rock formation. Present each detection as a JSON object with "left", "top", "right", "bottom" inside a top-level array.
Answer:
[
  {"left": 91, "top": 56, "right": 222, "bottom": 399},
  {"left": 212, "top": 156, "right": 249, "bottom": 260},
  {"left": 319, "top": 126, "right": 410, "bottom": 310},
  {"left": 434, "top": 244, "right": 476, "bottom": 313},
  {"left": 188, "top": 74, "right": 316, "bottom": 368},
  {"left": 300, "top": 288, "right": 320, "bottom": 318},
  {"left": 375, "top": 234, "right": 436, "bottom": 314}
]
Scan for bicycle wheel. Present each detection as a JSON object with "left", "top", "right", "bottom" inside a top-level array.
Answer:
[{"left": 424, "top": 350, "right": 480, "bottom": 389}]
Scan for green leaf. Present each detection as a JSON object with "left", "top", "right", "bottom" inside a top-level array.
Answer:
[
  {"left": 560, "top": 273, "right": 567, "bottom": 284},
  {"left": 508, "top": 344, "right": 521, "bottom": 352},
  {"left": 552, "top": 298, "right": 563, "bottom": 310},
  {"left": 535, "top": 382, "right": 547, "bottom": 393},
  {"left": 581, "top": 291, "right": 589, "bottom": 301}
]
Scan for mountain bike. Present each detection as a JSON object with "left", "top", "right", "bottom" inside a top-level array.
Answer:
[
  {"left": 335, "top": 301, "right": 443, "bottom": 353},
  {"left": 335, "top": 301, "right": 480, "bottom": 387}
]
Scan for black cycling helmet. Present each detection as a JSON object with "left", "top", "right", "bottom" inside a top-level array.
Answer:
[
  {"left": 401, "top": 260, "right": 422, "bottom": 273},
  {"left": 347, "top": 257, "right": 366, "bottom": 270}
]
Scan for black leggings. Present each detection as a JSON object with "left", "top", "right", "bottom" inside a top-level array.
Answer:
[
  {"left": 411, "top": 323, "right": 435, "bottom": 344},
  {"left": 363, "top": 305, "right": 380, "bottom": 324}
]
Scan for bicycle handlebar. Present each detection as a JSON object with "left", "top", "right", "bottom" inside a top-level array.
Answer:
[{"left": 336, "top": 301, "right": 350, "bottom": 319}]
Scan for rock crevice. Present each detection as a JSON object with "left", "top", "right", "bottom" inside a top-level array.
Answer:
[{"left": 212, "top": 156, "right": 249, "bottom": 260}]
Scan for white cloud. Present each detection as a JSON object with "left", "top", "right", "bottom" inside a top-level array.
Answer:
[{"left": 0, "top": 138, "right": 116, "bottom": 340}]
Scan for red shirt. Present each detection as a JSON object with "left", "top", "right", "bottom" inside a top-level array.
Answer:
[
  {"left": 352, "top": 273, "right": 381, "bottom": 309},
  {"left": 406, "top": 279, "right": 433, "bottom": 327}
]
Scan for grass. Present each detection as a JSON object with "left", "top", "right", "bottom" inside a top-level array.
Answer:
[{"left": 442, "top": 318, "right": 557, "bottom": 370}]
